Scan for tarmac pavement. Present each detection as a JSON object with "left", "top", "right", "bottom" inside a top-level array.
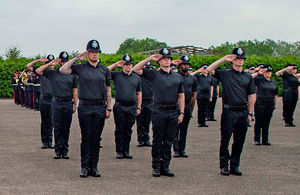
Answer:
[{"left": 0, "top": 98, "right": 299, "bottom": 195}]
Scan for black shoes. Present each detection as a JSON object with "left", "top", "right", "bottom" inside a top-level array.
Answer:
[
  {"left": 198, "top": 123, "right": 202, "bottom": 127},
  {"left": 285, "top": 123, "right": 296, "bottom": 127},
  {"left": 62, "top": 153, "right": 69, "bottom": 159},
  {"left": 137, "top": 142, "right": 143, "bottom": 147},
  {"left": 116, "top": 152, "right": 123, "bottom": 159},
  {"left": 230, "top": 168, "right": 242, "bottom": 176},
  {"left": 180, "top": 151, "right": 189, "bottom": 158},
  {"left": 89, "top": 168, "right": 101, "bottom": 177},
  {"left": 207, "top": 117, "right": 217, "bottom": 121},
  {"left": 262, "top": 142, "right": 271, "bottom": 146},
  {"left": 152, "top": 169, "right": 160, "bottom": 177},
  {"left": 161, "top": 169, "right": 175, "bottom": 177},
  {"left": 198, "top": 123, "right": 209, "bottom": 127},
  {"left": 48, "top": 143, "right": 54, "bottom": 149},
  {"left": 144, "top": 141, "right": 152, "bottom": 147},
  {"left": 255, "top": 141, "right": 261, "bottom": 146},
  {"left": 80, "top": 168, "right": 89, "bottom": 178},
  {"left": 220, "top": 168, "right": 230, "bottom": 176},
  {"left": 41, "top": 143, "right": 48, "bottom": 149},
  {"left": 123, "top": 152, "right": 133, "bottom": 159},
  {"left": 173, "top": 152, "right": 180, "bottom": 157},
  {"left": 54, "top": 153, "right": 61, "bottom": 159}
]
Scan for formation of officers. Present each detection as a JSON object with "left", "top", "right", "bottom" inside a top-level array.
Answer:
[{"left": 11, "top": 39, "right": 300, "bottom": 178}]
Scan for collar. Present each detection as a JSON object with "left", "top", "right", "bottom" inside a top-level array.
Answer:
[
  {"left": 87, "top": 61, "right": 99, "bottom": 68},
  {"left": 122, "top": 71, "right": 131, "bottom": 76},
  {"left": 159, "top": 68, "right": 172, "bottom": 74},
  {"left": 231, "top": 67, "right": 245, "bottom": 74},
  {"left": 179, "top": 71, "right": 188, "bottom": 77}
]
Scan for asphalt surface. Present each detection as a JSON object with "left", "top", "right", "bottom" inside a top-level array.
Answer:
[{"left": 0, "top": 98, "right": 299, "bottom": 195}]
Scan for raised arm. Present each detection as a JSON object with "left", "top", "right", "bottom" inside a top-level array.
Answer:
[
  {"left": 190, "top": 67, "right": 203, "bottom": 76},
  {"left": 107, "top": 61, "right": 125, "bottom": 71},
  {"left": 131, "top": 54, "right": 162, "bottom": 75},
  {"left": 207, "top": 54, "right": 237, "bottom": 75},
  {"left": 27, "top": 58, "right": 48, "bottom": 71},
  {"left": 275, "top": 66, "right": 292, "bottom": 76},
  {"left": 60, "top": 51, "right": 88, "bottom": 75},
  {"left": 36, "top": 59, "right": 61, "bottom": 75}
]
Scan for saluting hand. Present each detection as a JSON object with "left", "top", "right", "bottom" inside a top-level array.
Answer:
[
  {"left": 116, "top": 60, "right": 126, "bottom": 67},
  {"left": 39, "top": 58, "right": 48, "bottom": 63},
  {"left": 150, "top": 54, "right": 163, "bottom": 61},
  {"left": 172, "top": 60, "right": 182, "bottom": 66},
  {"left": 78, "top": 51, "right": 88, "bottom": 61},
  {"left": 223, "top": 54, "right": 236, "bottom": 62},
  {"left": 49, "top": 59, "right": 61, "bottom": 67}
]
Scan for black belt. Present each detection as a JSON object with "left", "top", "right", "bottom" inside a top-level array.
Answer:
[
  {"left": 142, "top": 97, "right": 153, "bottom": 101},
  {"left": 287, "top": 87, "right": 298, "bottom": 90},
  {"left": 53, "top": 97, "right": 73, "bottom": 102},
  {"left": 154, "top": 103, "right": 178, "bottom": 110},
  {"left": 116, "top": 101, "right": 136, "bottom": 106},
  {"left": 257, "top": 98, "right": 274, "bottom": 102},
  {"left": 80, "top": 99, "right": 105, "bottom": 106},
  {"left": 41, "top": 94, "right": 53, "bottom": 101},
  {"left": 223, "top": 104, "right": 248, "bottom": 111}
]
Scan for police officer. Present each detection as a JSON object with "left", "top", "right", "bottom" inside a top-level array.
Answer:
[
  {"left": 275, "top": 65, "right": 300, "bottom": 127},
  {"left": 173, "top": 55, "right": 198, "bottom": 158},
  {"left": 36, "top": 51, "right": 78, "bottom": 159},
  {"left": 11, "top": 71, "right": 19, "bottom": 104},
  {"left": 108, "top": 54, "right": 142, "bottom": 159},
  {"left": 207, "top": 47, "right": 256, "bottom": 176},
  {"left": 245, "top": 66, "right": 256, "bottom": 74},
  {"left": 188, "top": 67, "right": 193, "bottom": 74},
  {"left": 191, "top": 64, "right": 213, "bottom": 127},
  {"left": 252, "top": 65, "right": 278, "bottom": 145},
  {"left": 27, "top": 55, "right": 55, "bottom": 149},
  {"left": 136, "top": 62, "right": 154, "bottom": 147},
  {"left": 31, "top": 74, "right": 41, "bottom": 111},
  {"left": 208, "top": 74, "right": 219, "bottom": 121},
  {"left": 60, "top": 39, "right": 111, "bottom": 178},
  {"left": 132, "top": 48, "right": 185, "bottom": 177}
]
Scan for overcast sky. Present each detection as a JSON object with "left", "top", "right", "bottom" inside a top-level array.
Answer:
[{"left": 0, "top": 0, "right": 299, "bottom": 58}]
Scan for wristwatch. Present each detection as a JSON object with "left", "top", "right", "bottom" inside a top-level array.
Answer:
[
  {"left": 137, "top": 107, "right": 141, "bottom": 110},
  {"left": 107, "top": 109, "right": 112, "bottom": 112},
  {"left": 248, "top": 113, "right": 253, "bottom": 117},
  {"left": 180, "top": 112, "right": 185, "bottom": 115}
]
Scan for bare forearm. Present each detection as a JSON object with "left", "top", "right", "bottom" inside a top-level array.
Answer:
[
  {"left": 178, "top": 93, "right": 185, "bottom": 113},
  {"left": 133, "top": 58, "right": 151, "bottom": 75},
  {"left": 248, "top": 94, "right": 256, "bottom": 113},
  {"left": 106, "top": 86, "right": 111, "bottom": 109},
  {"left": 191, "top": 93, "right": 197, "bottom": 112},
  {"left": 60, "top": 57, "right": 77, "bottom": 74},
  {"left": 136, "top": 92, "right": 142, "bottom": 108},
  {"left": 274, "top": 95, "right": 278, "bottom": 107},
  {"left": 36, "top": 64, "right": 49, "bottom": 75},
  {"left": 191, "top": 70, "right": 200, "bottom": 76},
  {"left": 73, "top": 88, "right": 78, "bottom": 106},
  {"left": 27, "top": 59, "right": 40, "bottom": 71},
  {"left": 211, "top": 86, "right": 214, "bottom": 99},
  {"left": 207, "top": 58, "right": 226, "bottom": 75},
  {"left": 275, "top": 68, "right": 288, "bottom": 76},
  {"left": 108, "top": 63, "right": 118, "bottom": 71}
]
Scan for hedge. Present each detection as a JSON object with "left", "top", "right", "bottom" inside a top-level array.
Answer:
[{"left": 1, "top": 54, "right": 300, "bottom": 98}]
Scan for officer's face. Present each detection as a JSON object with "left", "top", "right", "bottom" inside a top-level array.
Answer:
[
  {"left": 59, "top": 61, "right": 67, "bottom": 67},
  {"left": 158, "top": 57, "right": 172, "bottom": 67},
  {"left": 188, "top": 70, "right": 193, "bottom": 74},
  {"left": 202, "top": 68, "right": 208, "bottom": 74},
  {"left": 264, "top": 71, "right": 272, "bottom": 78},
  {"left": 180, "top": 64, "right": 189, "bottom": 72},
  {"left": 123, "top": 63, "right": 133, "bottom": 72},
  {"left": 88, "top": 51, "right": 100, "bottom": 62},
  {"left": 232, "top": 58, "right": 244, "bottom": 67},
  {"left": 291, "top": 69, "right": 297, "bottom": 74},
  {"left": 248, "top": 69, "right": 255, "bottom": 74}
]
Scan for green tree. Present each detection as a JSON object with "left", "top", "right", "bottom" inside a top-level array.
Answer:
[
  {"left": 116, "top": 38, "right": 168, "bottom": 54},
  {"left": 5, "top": 44, "right": 22, "bottom": 60}
]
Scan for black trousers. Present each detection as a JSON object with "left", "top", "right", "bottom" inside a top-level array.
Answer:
[
  {"left": 209, "top": 97, "right": 218, "bottom": 119},
  {"left": 28, "top": 91, "right": 34, "bottom": 109},
  {"left": 34, "top": 91, "right": 40, "bottom": 110},
  {"left": 39, "top": 98, "right": 53, "bottom": 144},
  {"left": 78, "top": 104, "right": 106, "bottom": 169},
  {"left": 254, "top": 101, "right": 275, "bottom": 143},
  {"left": 284, "top": 89, "right": 298, "bottom": 125},
  {"left": 136, "top": 100, "right": 153, "bottom": 143},
  {"left": 220, "top": 108, "right": 248, "bottom": 169},
  {"left": 282, "top": 89, "right": 287, "bottom": 118},
  {"left": 52, "top": 100, "right": 73, "bottom": 154},
  {"left": 152, "top": 107, "right": 179, "bottom": 169},
  {"left": 113, "top": 102, "right": 137, "bottom": 153},
  {"left": 173, "top": 103, "right": 192, "bottom": 153},
  {"left": 20, "top": 89, "right": 25, "bottom": 105},
  {"left": 197, "top": 97, "right": 209, "bottom": 124}
]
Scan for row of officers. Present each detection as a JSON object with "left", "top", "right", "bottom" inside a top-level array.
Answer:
[{"left": 12, "top": 40, "right": 299, "bottom": 178}]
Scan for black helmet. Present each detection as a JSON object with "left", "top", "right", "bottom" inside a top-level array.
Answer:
[
  {"left": 146, "top": 62, "right": 153, "bottom": 69},
  {"left": 200, "top": 64, "right": 208, "bottom": 69},
  {"left": 248, "top": 65, "right": 255, "bottom": 70},
  {"left": 86, "top": 39, "right": 101, "bottom": 52},
  {"left": 158, "top": 48, "right": 173, "bottom": 60},
  {"left": 122, "top": 54, "right": 134, "bottom": 65},
  {"left": 46, "top": 54, "right": 55, "bottom": 64},
  {"left": 263, "top": 65, "right": 273, "bottom": 72},
  {"left": 231, "top": 47, "right": 246, "bottom": 59},
  {"left": 59, "top": 51, "right": 69, "bottom": 62},
  {"left": 179, "top": 55, "right": 191, "bottom": 65}
]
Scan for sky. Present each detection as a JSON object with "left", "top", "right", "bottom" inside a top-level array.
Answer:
[{"left": 0, "top": 0, "right": 299, "bottom": 58}]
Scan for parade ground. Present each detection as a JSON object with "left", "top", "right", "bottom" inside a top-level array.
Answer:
[{"left": 0, "top": 98, "right": 299, "bottom": 195}]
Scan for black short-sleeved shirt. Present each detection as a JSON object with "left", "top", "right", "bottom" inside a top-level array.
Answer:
[
  {"left": 111, "top": 71, "right": 141, "bottom": 102},
  {"left": 210, "top": 76, "right": 220, "bottom": 98},
  {"left": 139, "top": 75, "right": 153, "bottom": 98},
  {"left": 44, "top": 69, "right": 78, "bottom": 98},
  {"left": 280, "top": 72, "right": 299, "bottom": 89},
  {"left": 179, "top": 72, "right": 198, "bottom": 101},
  {"left": 254, "top": 76, "right": 278, "bottom": 99},
  {"left": 195, "top": 74, "right": 213, "bottom": 99},
  {"left": 70, "top": 61, "right": 111, "bottom": 100},
  {"left": 214, "top": 68, "right": 256, "bottom": 106},
  {"left": 142, "top": 68, "right": 184, "bottom": 104},
  {"left": 33, "top": 67, "right": 52, "bottom": 95}
]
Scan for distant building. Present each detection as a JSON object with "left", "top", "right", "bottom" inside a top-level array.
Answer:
[{"left": 138, "top": 45, "right": 216, "bottom": 56}]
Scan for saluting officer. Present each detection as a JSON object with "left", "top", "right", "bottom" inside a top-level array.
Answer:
[
  {"left": 173, "top": 55, "right": 198, "bottom": 158},
  {"left": 36, "top": 51, "right": 78, "bottom": 159},
  {"left": 132, "top": 48, "right": 185, "bottom": 177},
  {"left": 191, "top": 64, "right": 213, "bottom": 127},
  {"left": 252, "top": 65, "right": 278, "bottom": 145},
  {"left": 108, "top": 54, "right": 142, "bottom": 159},
  {"left": 60, "top": 39, "right": 111, "bottom": 178},
  {"left": 275, "top": 65, "right": 300, "bottom": 127},
  {"left": 207, "top": 47, "right": 256, "bottom": 176},
  {"left": 136, "top": 62, "right": 154, "bottom": 147},
  {"left": 27, "top": 55, "right": 55, "bottom": 149}
]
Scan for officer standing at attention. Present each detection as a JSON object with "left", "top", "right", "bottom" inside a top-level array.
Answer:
[
  {"left": 31, "top": 73, "right": 40, "bottom": 111},
  {"left": 60, "top": 39, "right": 111, "bottom": 178},
  {"left": 36, "top": 51, "right": 78, "bottom": 159},
  {"left": 136, "top": 62, "right": 154, "bottom": 147},
  {"left": 207, "top": 47, "right": 256, "bottom": 176},
  {"left": 252, "top": 65, "right": 278, "bottom": 145},
  {"left": 27, "top": 55, "right": 55, "bottom": 149},
  {"left": 275, "top": 65, "right": 300, "bottom": 127},
  {"left": 131, "top": 48, "right": 185, "bottom": 177},
  {"left": 172, "top": 56, "right": 198, "bottom": 158},
  {"left": 108, "top": 54, "right": 142, "bottom": 159},
  {"left": 208, "top": 74, "right": 219, "bottom": 121},
  {"left": 191, "top": 64, "right": 213, "bottom": 127}
]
